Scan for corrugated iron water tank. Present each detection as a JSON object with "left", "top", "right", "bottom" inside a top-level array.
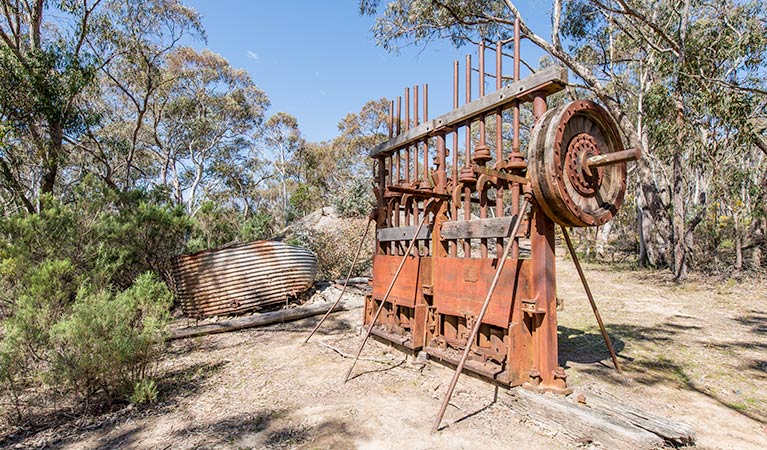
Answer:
[{"left": 172, "top": 240, "right": 317, "bottom": 318}]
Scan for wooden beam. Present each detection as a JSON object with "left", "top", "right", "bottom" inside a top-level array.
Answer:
[
  {"left": 370, "top": 66, "right": 568, "bottom": 158},
  {"left": 377, "top": 225, "right": 431, "bottom": 242},
  {"left": 170, "top": 301, "right": 349, "bottom": 340},
  {"left": 440, "top": 217, "right": 515, "bottom": 240},
  {"left": 505, "top": 388, "right": 668, "bottom": 449}
]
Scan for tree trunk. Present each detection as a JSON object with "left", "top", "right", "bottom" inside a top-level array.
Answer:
[
  {"left": 596, "top": 221, "right": 612, "bottom": 258},
  {"left": 636, "top": 162, "right": 668, "bottom": 267},
  {"left": 734, "top": 213, "right": 743, "bottom": 271},
  {"left": 672, "top": 149, "right": 686, "bottom": 280},
  {"left": 40, "top": 123, "right": 63, "bottom": 196}
]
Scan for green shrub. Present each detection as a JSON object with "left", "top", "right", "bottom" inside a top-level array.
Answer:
[
  {"left": 333, "top": 175, "right": 373, "bottom": 218},
  {"left": 239, "top": 211, "right": 274, "bottom": 242},
  {"left": 0, "top": 185, "right": 186, "bottom": 421},
  {"left": 129, "top": 379, "right": 158, "bottom": 405},
  {"left": 2, "top": 272, "right": 173, "bottom": 413},
  {"left": 288, "top": 219, "right": 373, "bottom": 280}
]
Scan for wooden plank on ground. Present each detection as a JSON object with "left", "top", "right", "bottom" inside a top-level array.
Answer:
[
  {"left": 170, "top": 301, "right": 349, "bottom": 340},
  {"left": 583, "top": 392, "right": 695, "bottom": 446},
  {"left": 504, "top": 388, "right": 667, "bottom": 449}
]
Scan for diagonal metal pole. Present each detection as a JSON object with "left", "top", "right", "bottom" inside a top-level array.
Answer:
[
  {"left": 560, "top": 226, "right": 621, "bottom": 373},
  {"left": 432, "top": 198, "right": 529, "bottom": 433},
  {"left": 304, "top": 217, "right": 373, "bottom": 344},
  {"left": 344, "top": 205, "right": 432, "bottom": 383}
]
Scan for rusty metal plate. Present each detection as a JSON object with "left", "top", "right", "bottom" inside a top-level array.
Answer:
[
  {"left": 432, "top": 257, "right": 531, "bottom": 328},
  {"left": 372, "top": 254, "right": 431, "bottom": 307}
]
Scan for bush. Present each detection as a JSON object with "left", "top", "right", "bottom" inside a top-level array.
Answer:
[
  {"left": 333, "top": 175, "right": 373, "bottom": 218},
  {"left": 238, "top": 211, "right": 274, "bottom": 242},
  {"left": 0, "top": 272, "right": 172, "bottom": 419},
  {"left": 50, "top": 273, "right": 172, "bottom": 407},
  {"left": 288, "top": 217, "right": 374, "bottom": 280},
  {"left": 0, "top": 184, "right": 185, "bottom": 423}
]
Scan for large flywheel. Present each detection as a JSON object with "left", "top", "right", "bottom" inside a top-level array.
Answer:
[{"left": 529, "top": 100, "right": 637, "bottom": 227}]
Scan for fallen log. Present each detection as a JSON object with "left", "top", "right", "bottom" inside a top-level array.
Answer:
[
  {"left": 333, "top": 277, "right": 370, "bottom": 285},
  {"left": 170, "top": 301, "right": 350, "bottom": 340},
  {"left": 583, "top": 392, "right": 695, "bottom": 446},
  {"left": 503, "top": 388, "right": 694, "bottom": 448}
]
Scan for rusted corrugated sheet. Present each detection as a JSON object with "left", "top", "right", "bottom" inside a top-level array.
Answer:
[{"left": 172, "top": 240, "right": 317, "bottom": 318}]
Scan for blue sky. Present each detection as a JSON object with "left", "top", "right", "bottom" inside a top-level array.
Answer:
[{"left": 186, "top": 1, "right": 551, "bottom": 143}]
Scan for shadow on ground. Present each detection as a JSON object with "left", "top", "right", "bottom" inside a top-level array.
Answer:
[
  {"left": 560, "top": 318, "right": 767, "bottom": 425},
  {"left": 0, "top": 361, "right": 228, "bottom": 449}
]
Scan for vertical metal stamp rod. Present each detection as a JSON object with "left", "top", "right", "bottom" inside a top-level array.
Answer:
[
  {"left": 304, "top": 218, "right": 373, "bottom": 344},
  {"left": 422, "top": 84, "right": 429, "bottom": 187},
  {"left": 413, "top": 85, "right": 419, "bottom": 187},
  {"left": 478, "top": 42, "right": 488, "bottom": 259},
  {"left": 431, "top": 199, "right": 530, "bottom": 433},
  {"left": 396, "top": 96, "right": 402, "bottom": 136},
  {"left": 451, "top": 61, "right": 459, "bottom": 257},
  {"left": 388, "top": 100, "right": 393, "bottom": 139},
  {"left": 462, "top": 54, "right": 473, "bottom": 257},
  {"left": 495, "top": 40, "right": 504, "bottom": 255},
  {"left": 404, "top": 87, "right": 410, "bottom": 133},
  {"left": 344, "top": 207, "right": 433, "bottom": 383},
  {"left": 561, "top": 227, "right": 622, "bottom": 372},
  {"left": 405, "top": 94, "right": 411, "bottom": 185},
  {"left": 511, "top": 20, "right": 522, "bottom": 259},
  {"left": 422, "top": 84, "right": 430, "bottom": 254}
]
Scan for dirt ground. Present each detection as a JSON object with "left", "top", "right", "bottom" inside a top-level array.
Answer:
[{"left": 3, "top": 255, "right": 766, "bottom": 449}]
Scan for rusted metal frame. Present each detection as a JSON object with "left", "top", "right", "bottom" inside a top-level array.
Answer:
[
  {"left": 528, "top": 92, "right": 568, "bottom": 393},
  {"left": 304, "top": 217, "right": 373, "bottom": 344},
  {"left": 369, "top": 65, "right": 568, "bottom": 158},
  {"left": 560, "top": 227, "right": 622, "bottom": 372},
  {"left": 431, "top": 198, "right": 530, "bottom": 433},
  {"left": 472, "top": 164, "right": 528, "bottom": 185},
  {"left": 344, "top": 203, "right": 436, "bottom": 383}
]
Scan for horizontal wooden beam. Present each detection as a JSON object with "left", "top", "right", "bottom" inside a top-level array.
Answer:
[
  {"left": 370, "top": 66, "right": 568, "bottom": 158},
  {"left": 440, "top": 217, "right": 516, "bottom": 240},
  {"left": 377, "top": 225, "right": 431, "bottom": 242},
  {"left": 170, "top": 301, "right": 348, "bottom": 340}
]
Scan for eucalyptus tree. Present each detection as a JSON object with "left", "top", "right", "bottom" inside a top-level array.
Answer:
[
  {"left": 0, "top": 0, "right": 204, "bottom": 212},
  {"left": 260, "top": 112, "right": 302, "bottom": 225},
  {"left": 156, "top": 48, "right": 270, "bottom": 215}
]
